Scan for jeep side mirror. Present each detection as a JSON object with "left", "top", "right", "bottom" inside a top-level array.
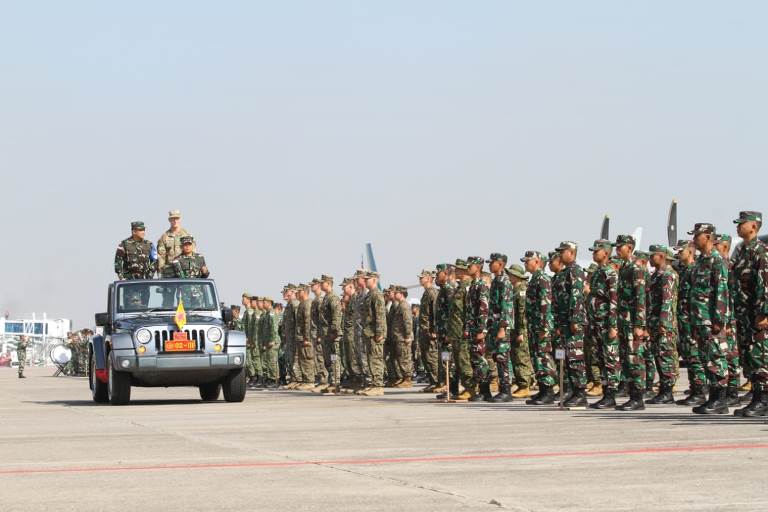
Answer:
[
  {"left": 221, "top": 308, "right": 233, "bottom": 323},
  {"left": 95, "top": 313, "right": 110, "bottom": 327}
]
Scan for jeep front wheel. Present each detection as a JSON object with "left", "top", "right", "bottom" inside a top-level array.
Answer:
[
  {"left": 199, "top": 383, "right": 221, "bottom": 401},
  {"left": 107, "top": 356, "right": 131, "bottom": 405},
  {"left": 90, "top": 352, "right": 108, "bottom": 403},
  {"left": 222, "top": 368, "right": 246, "bottom": 402}
]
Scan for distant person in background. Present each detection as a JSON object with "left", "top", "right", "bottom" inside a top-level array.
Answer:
[{"left": 16, "top": 336, "right": 29, "bottom": 378}]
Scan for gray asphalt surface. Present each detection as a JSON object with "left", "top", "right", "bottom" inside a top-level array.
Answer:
[{"left": 1, "top": 367, "right": 766, "bottom": 512}]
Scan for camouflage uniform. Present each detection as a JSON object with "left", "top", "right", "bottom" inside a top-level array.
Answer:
[
  {"left": 690, "top": 247, "right": 730, "bottom": 388},
  {"left": 323, "top": 287, "right": 343, "bottom": 387},
  {"left": 419, "top": 284, "right": 439, "bottom": 387},
  {"left": 170, "top": 253, "right": 209, "bottom": 279},
  {"left": 114, "top": 235, "right": 156, "bottom": 280},
  {"left": 16, "top": 337, "right": 29, "bottom": 377},
  {"left": 295, "top": 295, "right": 316, "bottom": 385},
  {"left": 435, "top": 277, "right": 456, "bottom": 384},
  {"left": 352, "top": 287, "right": 369, "bottom": 384},
  {"left": 587, "top": 262, "right": 620, "bottom": 390},
  {"left": 526, "top": 268, "right": 556, "bottom": 388},
  {"left": 552, "top": 258, "right": 588, "bottom": 389},
  {"left": 311, "top": 291, "right": 327, "bottom": 384},
  {"left": 466, "top": 273, "right": 491, "bottom": 386},
  {"left": 282, "top": 297, "right": 299, "bottom": 383},
  {"left": 342, "top": 293, "right": 362, "bottom": 383},
  {"left": 248, "top": 306, "right": 263, "bottom": 382},
  {"left": 448, "top": 272, "right": 474, "bottom": 391},
  {"left": 617, "top": 255, "right": 648, "bottom": 392},
  {"left": 390, "top": 295, "right": 414, "bottom": 382},
  {"left": 584, "top": 263, "right": 603, "bottom": 386},
  {"left": 648, "top": 262, "right": 679, "bottom": 389},
  {"left": 362, "top": 285, "right": 387, "bottom": 388},
  {"left": 487, "top": 270, "right": 515, "bottom": 392},
  {"left": 510, "top": 277, "right": 534, "bottom": 390},
  {"left": 260, "top": 306, "right": 281, "bottom": 384},
  {"left": 157, "top": 227, "right": 193, "bottom": 277},
  {"left": 678, "top": 260, "right": 706, "bottom": 388}
]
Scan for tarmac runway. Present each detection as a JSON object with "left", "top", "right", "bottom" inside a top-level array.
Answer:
[{"left": 1, "top": 367, "right": 766, "bottom": 511}]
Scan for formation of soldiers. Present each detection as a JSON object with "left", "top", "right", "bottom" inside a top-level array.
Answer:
[
  {"left": 114, "top": 210, "right": 209, "bottom": 281},
  {"left": 255, "top": 211, "right": 768, "bottom": 418}
]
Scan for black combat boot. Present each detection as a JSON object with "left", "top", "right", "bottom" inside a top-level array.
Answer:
[
  {"left": 692, "top": 386, "right": 729, "bottom": 415},
  {"left": 676, "top": 384, "right": 707, "bottom": 406},
  {"left": 616, "top": 381, "right": 628, "bottom": 397},
  {"left": 492, "top": 383, "right": 513, "bottom": 403},
  {"left": 726, "top": 384, "right": 740, "bottom": 406},
  {"left": 468, "top": 382, "right": 486, "bottom": 402},
  {"left": 646, "top": 383, "right": 674, "bottom": 404},
  {"left": 481, "top": 382, "right": 494, "bottom": 402},
  {"left": 563, "top": 387, "right": 588, "bottom": 407},
  {"left": 589, "top": 387, "right": 616, "bottom": 409},
  {"left": 734, "top": 381, "right": 768, "bottom": 417},
  {"left": 526, "top": 384, "right": 555, "bottom": 405},
  {"left": 616, "top": 385, "right": 645, "bottom": 411}
]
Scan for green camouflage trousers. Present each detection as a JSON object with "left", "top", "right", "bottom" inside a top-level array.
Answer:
[
  {"left": 512, "top": 333, "right": 535, "bottom": 389},
  {"left": 584, "top": 324, "right": 602, "bottom": 384},
  {"left": 315, "top": 338, "right": 328, "bottom": 384},
  {"left": 559, "top": 324, "right": 587, "bottom": 389},
  {"left": 619, "top": 321, "right": 647, "bottom": 391},
  {"left": 283, "top": 338, "right": 298, "bottom": 382},
  {"left": 531, "top": 330, "right": 557, "bottom": 387},
  {"left": 344, "top": 334, "right": 364, "bottom": 380},
  {"left": 419, "top": 334, "right": 439, "bottom": 386},
  {"left": 327, "top": 337, "right": 341, "bottom": 386},
  {"left": 592, "top": 322, "right": 621, "bottom": 390},
  {"left": 297, "top": 343, "right": 316, "bottom": 384},
  {"left": 469, "top": 340, "right": 491, "bottom": 385},
  {"left": 246, "top": 343, "right": 262, "bottom": 379},
  {"left": 262, "top": 345, "right": 279, "bottom": 382},
  {"left": 649, "top": 328, "right": 678, "bottom": 387},
  {"left": 644, "top": 334, "right": 656, "bottom": 388},
  {"left": 393, "top": 339, "right": 412, "bottom": 382},
  {"left": 364, "top": 336, "right": 385, "bottom": 388},
  {"left": 725, "top": 325, "right": 740, "bottom": 388},
  {"left": 679, "top": 322, "right": 706, "bottom": 387},
  {"left": 693, "top": 324, "right": 728, "bottom": 387},
  {"left": 748, "top": 328, "right": 768, "bottom": 384},
  {"left": 448, "top": 337, "right": 474, "bottom": 390}
]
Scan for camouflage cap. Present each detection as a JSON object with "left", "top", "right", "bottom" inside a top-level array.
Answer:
[
  {"left": 180, "top": 236, "right": 194, "bottom": 245},
  {"left": 466, "top": 256, "right": 484, "bottom": 266},
  {"left": 285, "top": 283, "right": 297, "bottom": 290},
  {"left": 557, "top": 241, "right": 578, "bottom": 252},
  {"left": 320, "top": 274, "right": 334, "bottom": 283},
  {"left": 520, "top": 250, "right": 544, "bottom": 262},
  {"left": 649, "top": 244, "right": 675, "bottom": 260},
  {"left": 310, "top": 278, "right": 321, "bottom": 286},
  {"left": 250, "top": 295, "right": 259, "bottom": 300},
  {"left": 733, "top": 211, "right": 762, "bottom": 224},
  {"left": 505, "top": 264, "right": 528, "bottom": 280},
  {"left": 417, "top": 269, "right": 435, "bottom": 278},
  {"left": 674, "top": 240, "right": 692, "bottom": 251},
  {"left": 588, "top": 239, "right": 612, "bottom": 252},
  {"left": 454, "top": 258, "right": 468, "bottom": 270},
  {"left": 168, "top": 209, "right": 182, "bottom": 219},
  {"left": 296, "top": 283, "right": 310, "bottom": 291},
  {"left": 485, "top": 253, "right": 508, "bottom": 264},
  {"left": 242, "top": 290, "right": 251, "bottom": 297},
  {"left": 354, "top": 269, "right": 368, "bottom": 278},
  {"left": 715, "top": 233, "right": 732, "bottom": 244},
  {"left": 548, "top": 250, "right": 561, "bottom": 261},
  {"left": 687, "top": 223, "right": 716, "bottom": 236},
  {"left": 131, "top": 221, "right": 145, "bottom": 230},
  {"left": 262, "top": 296, "right": 274, "bottom": 303},
  {"left": 365, "top": 271, "right": 380, "bottom": 279},
  {"left": 435, "top": 263, "right": 454, "bottom": 272},
  {"left": 613, "top": 234, "right": 635, "bottom": 247},
  {"left": 340, "top": 277, "right": 353, "bottom": 287},
  {"left": 634, "top": 251, "right": 650, "bottom": 261}
]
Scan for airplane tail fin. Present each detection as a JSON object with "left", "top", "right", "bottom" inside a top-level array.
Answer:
[
  {"left": 600, "top": 215, "right": 610, "bottom": 240},
  {"left": 667, "top": 200, "right": 678, "bottom": 247}
]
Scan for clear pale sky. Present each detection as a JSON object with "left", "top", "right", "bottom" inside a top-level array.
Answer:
[{"left": 1, "top": 2, "right": 766, "bottom": 328}]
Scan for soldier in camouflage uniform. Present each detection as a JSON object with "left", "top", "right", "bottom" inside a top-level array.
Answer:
[
  {"left": 157, "top": 210, "right": 194, "bottom": 278},
  {"left": 170, "top": 237, "right": 209, "bottom": 278},
  {"left": 586, "top": 240, "right": 619, "bottom": 409},
  {"left": 434, "top": 264, "right": 457, "bottom": 398},
  {"left": 418, "top": 270, "right": 440, "bottom": 392},
  {"left": 242, "top": 292, "right": 255, "bottom": 386},
  {"left": 320, "top": 275, "right": 343, "bottom": 393},
  {"left": 687, "top": 223, "right": 731, "bottom": 414},
  {"left": 359, "top": 272, "right": 387, "bottom": 396},
  {"left": 281, "top": 285, "right": 300, "bottom": 388},
  {"left": 114, "top": 221, "right": 157, "bottom": 280},
  {"left": 584, "top": 262, "right": 604, "bottom": 396},
  {"left": 247, "top": 296, "right": 264, "bottom": 387},
  {"left": 507, "top": 264, "right": 535, "bottom": 398},
  {"left": 295, "top": 284, "right": 316, "bottom": 390},
  {"left": 447, "top": 259, "right": 474, "bottom": 400},
  {"left": 310, "top": 280, "right": 327, "bottom": 390},
  {"left": 383, "top": 286, "right": 398, "bottom": 386},
  {"left": 612, "top": 235, "right": 648, "bottom": 410},
  {"left": 632, "top": 250, "right": 655, "bottom": 398},
  {"left": 715, "top": 233, "right": 741, "bottom": 405},
  {"left": 731, "top": 211, "right": 768, "bottom": 417},
  {"left": 522, "top": 252, "right": 557, "bottom": 405},
  {"left": 552, "top": 242, "right": 588, "bottom": 407},
  {"left": 486, "top": 253, "right": 515, "bottom": 403},
  {"left": 352, "top": 270, "right": 370, "bottom": 389},
  {"left": 260, "top": 297, "right": 281, "bottom": 387},
  {"left": 464, "top": 256, "right": 492, "bottom": 401},
  {"left": 16, "top": 335, "right": 29, "bottom": 378},
  {"left": 340, "top": 278, "right": 360, "bottom": 390},
  {"left": 646, "top": 245, "right": 679, "bottom": 404},
  {"left": 227, "top": 305, "right": 242, "bottom": 331},
  {"left": 674, "top": 241, "right": 708, "bottom": 405},
  {"left": 390, "top": 286, "right": 414, "bottom": 387}
]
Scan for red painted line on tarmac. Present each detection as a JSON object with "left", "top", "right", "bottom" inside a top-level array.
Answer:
[{"left": 2, "top": 443, "right": 767, "bottom": 476}]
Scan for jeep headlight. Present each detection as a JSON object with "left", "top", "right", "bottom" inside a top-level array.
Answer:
[
  {"left": 207, "top": 327, "right": 223, "bottom": 343},
  {"left": 135, "top": 328, "right": 152, "bottom": 344}
]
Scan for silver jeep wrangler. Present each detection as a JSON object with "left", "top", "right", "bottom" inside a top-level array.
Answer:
[{"left": 90, "top": 279, "right": 247, "bottom": 405}]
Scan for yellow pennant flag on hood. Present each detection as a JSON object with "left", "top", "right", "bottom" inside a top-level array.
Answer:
[{"left": 175, "top": 299, "right": 187, "bottom": 331}]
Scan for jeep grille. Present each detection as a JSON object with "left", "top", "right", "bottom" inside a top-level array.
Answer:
[{"left": 153, "top": 329, "right": 207, "bottom": 351}]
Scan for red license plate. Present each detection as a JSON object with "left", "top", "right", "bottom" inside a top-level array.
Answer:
[{"left": 165, "top": 334, "right": 196, "bottom": 352}]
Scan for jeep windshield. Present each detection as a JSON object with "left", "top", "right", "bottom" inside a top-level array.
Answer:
[{"left": 116, "top": 281, "right": 218, "bottom": 314}]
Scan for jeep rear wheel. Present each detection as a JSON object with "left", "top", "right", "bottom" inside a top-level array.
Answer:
[
  {"left": 107, "top": 356, "right": 131, "bottom": 405},
  {"left": 90, "top": 352, "right": 108, "bottom": 403},
  {"left": 222, "top": 368, "right": 246, "bottom": 402},
  {"left": 199, "top": 383, "right": 221, "bottom": 401}
]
